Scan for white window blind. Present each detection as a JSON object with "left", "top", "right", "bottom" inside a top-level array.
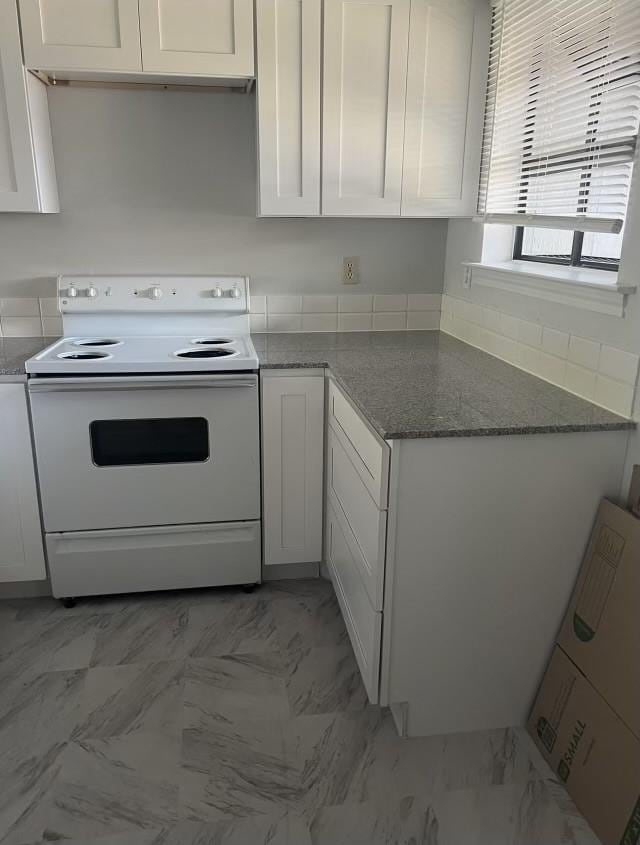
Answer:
[{"left": 478, "top": 0, "right": 640, "bottom": 233}]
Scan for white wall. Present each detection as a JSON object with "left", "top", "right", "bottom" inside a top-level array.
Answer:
[{"left": 0, "top": 87, "right": 446, "bottom": 298}]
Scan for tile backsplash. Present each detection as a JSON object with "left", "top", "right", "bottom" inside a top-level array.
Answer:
[
  {"left": 250, "top": 293, "right": 442, "bottom": 334},
  {"left": 0, "top": 294, "right": 441, "bottom": 339},
  {"left": 0, "top": 299, "right": 62, "bottom": 338},
  {"left": 440, "top": 294, "right": 639, "bottom": 418}
]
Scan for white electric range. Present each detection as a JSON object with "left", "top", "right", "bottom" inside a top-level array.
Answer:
[{"left": 26, "top": 275, "right": 261, "bottom": 604}]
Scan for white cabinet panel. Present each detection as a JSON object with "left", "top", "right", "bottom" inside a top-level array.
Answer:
[
  {"left": 401, "top": 0, "right": 490, "bottom": 216},
  {"left": 257, "top": 0, "right": 321, "bottom": 216},
  {"left": 0, "top": 0, "right": 58, "bottom": 212},
  {"left": 19, "top": 0, "right": 142, "bottom": 71},
  {"left": 262, "top": 373, "right": 324, "bottom": 565},
  {"left": 322, "top": 0, "right": 410, "bottom": 216},
  {"left": 327, "top": 427, "right": 386, "bottom": 610},
  {"left": 0, "top": 384, "right": 46, "bottom": 583},
  {"left": 139, "top": 0, "right": 254, "bottom": 77},
  {"left": 327, "top": 494, "right": 382, "bottom": 703}
]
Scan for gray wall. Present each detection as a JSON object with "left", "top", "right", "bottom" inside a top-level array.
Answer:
[{"left": 0, "top": 86, "right": 447, "bottom": 297}]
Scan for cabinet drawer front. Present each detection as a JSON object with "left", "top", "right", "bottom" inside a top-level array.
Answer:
[
  {"left": 327, "top": 428, "right": 386, "bottom": 609},
  {"left": 328, "top": 379, "right": 389, "bottom": 507},
  {"left": 327, "top": 499, "right": 381, "bottom": 703}
]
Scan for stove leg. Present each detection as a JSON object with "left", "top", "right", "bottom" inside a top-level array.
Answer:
[
  {"left": 242, "top": 584, "right": 257, "bottom": 594},
  {"left": 61, "top": 597, "right": 76, "bottom": 609}
]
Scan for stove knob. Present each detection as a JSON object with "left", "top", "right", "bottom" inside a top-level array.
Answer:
[
  {"left": 229, "top": 286, "right": 241, "bottom": 299},
  {"left": 67, "top": 284, "right": 78, "bottom": 298},
  {"left": 212, "top": 286, "right": 223, "bottom": 298},
  {"left": 87, "top": 285, "right": 98, "bottom": 298},
  {"left": 150, "top": 285, "right": 163, "bottom": 300}
]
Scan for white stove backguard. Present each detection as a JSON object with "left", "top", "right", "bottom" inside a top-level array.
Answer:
[{"left": 59, "top": 275, "right": 251, "bottom": 337}]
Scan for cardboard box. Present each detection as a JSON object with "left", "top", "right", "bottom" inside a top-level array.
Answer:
[
  {"left": 557, "top": 498, "right": 640, "bottom": 739},
  {"left": 528, "top": 647, "right": 640, "bottom": 845},
  {"left": 628, "top": 466, "right": 640, "bottom": 520}
]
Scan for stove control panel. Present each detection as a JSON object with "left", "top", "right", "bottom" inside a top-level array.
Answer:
[{"left": 58, "top": 276, "right": 250, "bottom": 313}]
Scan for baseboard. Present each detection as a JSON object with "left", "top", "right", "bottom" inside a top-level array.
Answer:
[
  {"left": 262, "top": 561, "right": 320, "bottom": 581},
  {"left": 0, "top": 579, "right": 51, "bottom": 599}
]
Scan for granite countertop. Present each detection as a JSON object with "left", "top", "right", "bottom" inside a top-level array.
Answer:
[
  {"left": 254, "top": 331, "right": 636, "bottom": 439},
  {"left": 4, "top": 332, "right": 634, "bottom": 440},
  {"left": 0, "top": 337, "right": 54, "bottom": 378}
]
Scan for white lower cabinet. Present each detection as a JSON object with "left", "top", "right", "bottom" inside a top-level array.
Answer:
[
  {"left": 325, "top": 379, "right": 390, "bottom": 704},
  {"left": 326, "top": 493, "right": 382, "bottom": 703},
  {"left": 261, "top": 371, "right": 325, "bottom": 566},
  {"left": 323, "top": 379, "right": 629, "bottom": 738},
  {"left": 0, "top": 0, "right": 58, "bottom": 213},
  {"left": 0, "top": 384, "right": 47, "bottom": 582}
]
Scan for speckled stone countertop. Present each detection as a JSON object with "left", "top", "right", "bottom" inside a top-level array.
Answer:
[
  {"left": 254, "top": 331, "right": 635, "bottom": 440},
  {"left": 0, "top": 337, "right": 53, "bottom": 379}
]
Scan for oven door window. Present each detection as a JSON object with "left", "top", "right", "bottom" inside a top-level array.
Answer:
[{"left": 90, "top": 417, "right": 209, "bottom": 467}]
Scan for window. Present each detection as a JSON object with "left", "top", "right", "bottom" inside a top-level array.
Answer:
[
  {"left": 513, "top": 226, "right": 623, "bottom": 271},
  {"left": 478, "top": 0, "right": 640, "bottom": 237},
  {"left": 90, "top": 418, "right": 209, "bottom": 466}
]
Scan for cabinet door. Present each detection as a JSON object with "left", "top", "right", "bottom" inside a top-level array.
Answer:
[
  {"left": 322, "top": 0, "right": 410, "bottom": 216},
  {"left": 0, "top": 0, "right": 58, "bottom": 212},
  {"left": 139, "top": 0, "right": 254, "bottom": 77},
  {"left": 0, "top": 384, "right": 46, "bottom": 583},
  {"left": 401, "top": 0, "right": 490, "bottom": 217},
  {"left": 262, "top": 373, "right": 324, "bottom": 566},
  {"left": 256, "top": 0, "right": 321, "bottom": 216},
  {"left": 18, "top": 0, "right": 142, "bottom": 72}
]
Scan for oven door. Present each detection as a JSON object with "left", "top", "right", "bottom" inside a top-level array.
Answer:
[{"left": 29, "top": 374, "right": 260, "bottom": 532}]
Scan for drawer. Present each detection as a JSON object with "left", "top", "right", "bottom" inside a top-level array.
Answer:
[
  {"left": 328, "top": 379, "right": 390, "bottom": 508},
  {"left": 326, "top": 498, "right": 382, "bottom": 704},
  {"left": 327, "top": 427, "right": 386, "bottom": 610}
]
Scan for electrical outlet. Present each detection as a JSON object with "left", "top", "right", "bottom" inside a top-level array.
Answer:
[
  {"left": 343, "top": 256, "right": 360, "bottom": 285},
  {"left": 463, "top": 266, "right": 472, "bottom": 289}
]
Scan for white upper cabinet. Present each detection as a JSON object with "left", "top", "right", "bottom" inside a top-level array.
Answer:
[
  {"left": 401, "top": 0, "right": 489, "bottom": 216},
  {"left": 139, "top": 0, "right": 254, "bottom": 78},
  {"left": 256, "top": 0, "right": 321, "bottom": 216},
  {"left": 0, "top": 384, "right": 47, "bottom": 583},
  {"left": 322, "top": 0, "right": 410, "bottom": 216},
  {"left": 0, "top": 0, "right": 58, "bottom": 212},
  {"left": 18, "top": 0, "right": 143, "bottom": 72}
]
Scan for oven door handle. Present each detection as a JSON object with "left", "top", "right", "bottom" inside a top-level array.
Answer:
[{"left": 28, "top": 374, "right": 258, "bottom": 392}]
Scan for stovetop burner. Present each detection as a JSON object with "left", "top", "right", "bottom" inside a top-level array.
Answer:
[
  {"left": 73, "top": 338, "right": 122, "bottom": 347},
  {"left": 175, "top": 348, "right": 235, "bottom": 359},
  {"left": 191, "top": 337, "right": 233, "bottom": 345},
  {"left": 58, "top": 351, "right": 110, "bottom": 360}
]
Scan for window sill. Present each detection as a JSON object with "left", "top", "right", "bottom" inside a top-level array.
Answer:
[{"left": 465, "top": 260, "right": 636, "bottom": 317}]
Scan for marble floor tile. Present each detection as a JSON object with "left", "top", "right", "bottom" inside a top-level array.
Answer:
[
  {"left": 0, "top": 613, "right": 109, "bottom": 689},
  {"left": 287, "top": 707, "right": 395, "bottom": 817},
  {"left": 0, "top": 582, "right": 600, "bottom": 845},
  {"left": 272, "top": 592, "right": 348, "bottom": 652},
  {"left": 351, "top": 725, "right": 541, "bottom": 804},
  {"left": 184, "top": 653, "right": 289, "bottom": 729},
  {"left": 158, "top": 814, "right": 312, "bottom": 845},
  {"left": 187, "top": 597, "right": 279, "bottom": 658},
  {"left": 74, "top": 660, "right": 185, "bottom": 740},
  {"left": 90, "top": 606, "right": 189, "bottom": 667},
  {"left": 181, "top": 718, "right": 298, "bottom": 821},
  {"left": 260, "top": 579, "right": 334, "bottom": 601},
  {"left": 309, "top": 778, "right": 593, "bottom": 845},
  {"left": 2, "top": 733, "right": 180, "bottom": 844},
  {"left": 40, "top": 814, "right": 313, "bottom": 845},
  {"left": 283, "top": 645, "right": 367, "bottom": 716}
]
